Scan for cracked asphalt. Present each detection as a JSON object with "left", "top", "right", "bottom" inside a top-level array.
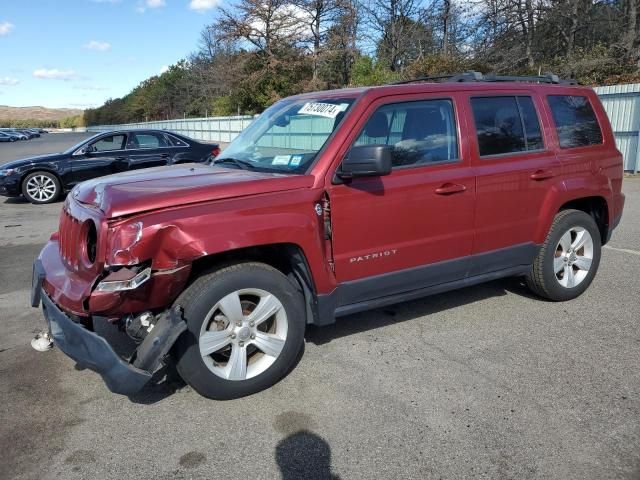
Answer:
[{"left": 1, "top": 134, "right": 639, "bottom": 479}]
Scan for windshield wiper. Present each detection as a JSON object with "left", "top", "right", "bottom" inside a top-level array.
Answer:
[{"left": 212, "top": 157, "right": 255, "bottom": 170}]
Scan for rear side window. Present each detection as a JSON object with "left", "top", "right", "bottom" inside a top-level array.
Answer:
[
  {"left": 547, "top": 95, "right": 603, "bottom": 148},
  {"left": 354, "top": 99, "right": 458, "bottom": 168},
  {"left": 166, "top": 134, "right": 188, "bottom": 147},
  {"left": 128, "top": 132, "right": 169, "bottom": 149},
  {"left": 471, "top": 96, "right": 544, "bottom": 157}
]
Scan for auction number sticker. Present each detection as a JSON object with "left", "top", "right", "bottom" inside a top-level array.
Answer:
[{"left": 298, "top": 102, "right": 347, "bottom": 118}]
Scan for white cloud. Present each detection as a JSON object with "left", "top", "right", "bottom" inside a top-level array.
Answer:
[
  {"left": 84, "top": 40, "right": 111, "bottom": 51},
  {"left": 137, "top": 0, "right": 165, "bottom": 12},
  {"left": 159, "top": 65, "right": 170, "bottom": 74},
  {"left": 0, "top": 21, "right": 15, "bottom": 36},
  {"left": 189, "top": 0, "right": 220, "bottom": 11},
  {"left": 33, "top": 69, "right": 78, "bottom": 81},
  {"left": 0, "top": 76, "right": 19, "bottom": 86}
]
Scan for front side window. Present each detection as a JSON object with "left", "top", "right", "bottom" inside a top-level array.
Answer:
[
  {"left": 354, "top": 99, "right": 458, "bottom": 168},
  {"left": 547, "top": 95, "right": 603, "bottom": 148},
  {"left": 91, "top": 134, "right": 126, "bottom": 152},
  {"left": 471, "top": 96, "right": 544, "bottom": 157},
  {"left": 215, "top": 97, "right": 355, "bottom": 173}
]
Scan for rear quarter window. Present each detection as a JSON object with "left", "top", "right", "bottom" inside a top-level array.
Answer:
[{"left": 547, "top": 95, "right": 603, "bottom": 148}]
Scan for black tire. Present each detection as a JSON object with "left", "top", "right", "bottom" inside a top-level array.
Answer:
[
  {"left": 173, "top": 262, "right": 306, "bottom": 400},
  {"left": 526, "top": 209, "right": 601, "bottom": 301},
  {"left": 21, "top": 171, "right": 61, "bottom": 204}
]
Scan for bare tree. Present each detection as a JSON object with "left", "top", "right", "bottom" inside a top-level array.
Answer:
[
  {"left": 321, "top": 0, "right": 360, "bottom": 85},
  {"left": 291, "top": 0, "right": 341, "bottom": 80},
  {"left": 214, "top": 0, "right": 305, "bottom": 60},
  {"left": 362, "top": 0, "right": 430, "bottom": 71}
]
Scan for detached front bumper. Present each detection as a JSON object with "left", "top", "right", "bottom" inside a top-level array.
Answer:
[{"left": 32, "top": 259, "right": 186, "bottom": 395}]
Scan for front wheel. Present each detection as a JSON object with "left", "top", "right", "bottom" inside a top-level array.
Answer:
[
  {"left": 526, "top": 209, "right": 601, "bottom": 301},
  {"left": 173, "top": 262, "right": 306, "bottom": 400},
  {"left": 21, "top": 171, "right": 61, "bottom": 204}
]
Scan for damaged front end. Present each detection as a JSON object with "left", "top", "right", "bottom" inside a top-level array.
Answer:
[
  {"left": 31, "top": 197, "right": 195, "bottom": 395},
  {"left": 36, "top": 277, "right": 185, "bottom": 395}
]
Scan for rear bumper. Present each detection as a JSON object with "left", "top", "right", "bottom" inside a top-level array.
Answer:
[{"left": 33, "top": 259, "right": 186, "bottom": 395}]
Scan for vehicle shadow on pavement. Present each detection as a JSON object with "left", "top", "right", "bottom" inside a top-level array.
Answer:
[
  {"left": 306, "top": 276, "right": 539, "bottom": 345},
  {"left": 3, "top": 197, "right": 29, "bottom": 204},
  {"left": 276, "top": 430, "right": 340, "bottom": 480},
  {"left": 2, "top": 194, "right": 66, "bottom": 205}
]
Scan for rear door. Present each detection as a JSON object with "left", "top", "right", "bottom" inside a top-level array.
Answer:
[
  {"left": 71, "top": 133, "right": 129, "bottom": 183},
  {"left": 468, "top": 91, "right": 561, "bottom": 273},
  {"left": 125, "top": 132, "right": 173, "bottom": 170},
  {"left": 326, "top": 92, "right": 476, "bottom": 304}
]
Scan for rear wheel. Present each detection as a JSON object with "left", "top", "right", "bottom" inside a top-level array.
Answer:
[
  {"left": 173, "top": 262, "right": 305, "bottom": 400},
  {"left": 526, "top": 209, "right": 601, "bottom": 301},
  {"left": 21, "top": 171, "right": 61, "bottom": 204}
]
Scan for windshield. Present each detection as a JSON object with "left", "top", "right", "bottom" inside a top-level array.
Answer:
[
  {"left": 63, "top": 133, "right": 103, "bottom": 154},
  {"left": 215, "top": 96, "right": 355, "bottom": 173}
]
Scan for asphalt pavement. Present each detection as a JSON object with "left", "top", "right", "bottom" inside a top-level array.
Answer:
[{"left": 0, "top": 134, "right": 638, "bottom": 480}]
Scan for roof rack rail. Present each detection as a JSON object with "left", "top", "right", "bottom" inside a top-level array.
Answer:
[{"left": 390, "top": 71, "right": 578, "bottom": 86}]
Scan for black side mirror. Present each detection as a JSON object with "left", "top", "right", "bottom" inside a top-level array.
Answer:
[
  {"left": 337, "top": 145, "right": 392, "bottom": 180},
  {"left": 84, "top": 145, "right": 96, "bottom": 155}
]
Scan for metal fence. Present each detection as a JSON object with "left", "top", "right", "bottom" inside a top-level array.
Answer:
[
  {"left": 86, "top": 116, "right": 255, "bottom": 143},
  {"left": 88, "top": 84, "right": 640, "bottom": 172},
  {"left": 594, "top": 84, "right": 640, "bottom": 173}
]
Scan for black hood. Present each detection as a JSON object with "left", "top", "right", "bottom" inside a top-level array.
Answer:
[{"left": 1, "top": 153, "right": 67, "bottom": 170}]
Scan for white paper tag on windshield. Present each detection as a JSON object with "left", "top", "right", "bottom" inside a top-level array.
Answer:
[
  {"left": 272, "top": 155, "right": 291, "bottom": 165},
  {"left": 299, "top": 102, "right": 347, "bottom": 118}
]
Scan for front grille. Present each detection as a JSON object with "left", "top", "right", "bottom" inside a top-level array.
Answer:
[{"left": 59, "top": 208, "right": 82, "bottom": 270}]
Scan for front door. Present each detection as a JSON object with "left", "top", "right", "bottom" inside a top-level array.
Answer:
[
  {"left": 71, "top": 133, "right": 129, "bottom": 184},
  {"left": 327, "top": 94, "right": 475, "bottom": 304}
]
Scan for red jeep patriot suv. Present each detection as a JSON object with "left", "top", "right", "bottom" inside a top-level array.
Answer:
[{"left": 31, "top": 73, "right": 625, "bottom": 399}]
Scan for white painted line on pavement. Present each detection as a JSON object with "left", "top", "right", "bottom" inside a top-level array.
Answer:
[{"left": 604, "top": 245, "right": 640, "bottom": 256}]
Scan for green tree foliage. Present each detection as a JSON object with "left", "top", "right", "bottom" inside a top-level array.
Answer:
[
  {"left": 84, "top": 0, "right": 640, "bottom": 126},
  {"left": 0, "top": 118, "right": 82, "bottom": 128}
]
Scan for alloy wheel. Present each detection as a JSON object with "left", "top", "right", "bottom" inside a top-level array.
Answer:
[
  {"left": 554, "top": 226, "right": 594, "bottom": 288},
  {"left": 25, "top": 175, "right": 57, "bottom": 202},
  {"left": 198, "top": 288, "right": 288, "bottom": 381}
]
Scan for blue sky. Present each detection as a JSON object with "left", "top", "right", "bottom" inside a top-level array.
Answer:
[{"left": 0, "top": 0, "right": 220, "bottom": 109}]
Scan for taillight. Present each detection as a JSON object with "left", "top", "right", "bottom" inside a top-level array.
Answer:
[{"left": 211, "top": 146, "right": 221, "bottom": 158}]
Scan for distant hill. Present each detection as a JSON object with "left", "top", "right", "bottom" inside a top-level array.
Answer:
[{"left": 0, "top": 105, "right": 83, "bottom": 121}]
